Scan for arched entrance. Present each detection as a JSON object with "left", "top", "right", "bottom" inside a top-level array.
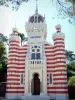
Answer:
[{"left": 31, "top": 73, "right": 40, "bottom": 95}]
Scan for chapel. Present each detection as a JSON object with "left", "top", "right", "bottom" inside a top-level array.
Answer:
[{"left": 6, "top": 1, "right": 68, "bottom": 100}]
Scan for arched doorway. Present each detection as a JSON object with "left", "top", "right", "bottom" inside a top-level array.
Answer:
[{"left": 31, "top": 73, "right": 40, "bottom": 95}]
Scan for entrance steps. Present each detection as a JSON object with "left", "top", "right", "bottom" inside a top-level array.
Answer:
[{"left": 21, "top": 95, "right": 50, "bottom": 100}]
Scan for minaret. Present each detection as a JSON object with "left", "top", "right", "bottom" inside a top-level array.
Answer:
[
  {"left": 6, "top": 28, "right": 21, "bottom": 100},
  {"left": 52, "top": 25, "right": 69, "bottom": 100}
]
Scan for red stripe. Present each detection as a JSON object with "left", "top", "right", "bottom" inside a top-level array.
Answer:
[
  {"left": 45, "top": 49, "right": 65, "bottom": 53},
  {"left": 9, "top": 51, "right": 27, "bottom": 54},
  {"left": 7, "top": 87, "right": 24, "bottom": 89},
  {"left": 9, "top": 40, "right": 20, "bottom": 43},
  {"left": 47, "top": 86, "right": 68, "bottom": 89},
  {"left": 47, "top": 70, "right": 55, "bottom": 72},
  {"left": 54, "top": 42, "right": 64, "bottom": 45},
  {"left": 7, "top": 78, "right": 20, "bottom": 81},
  {"left": 47, "top": 66, "right": 55, "bottom": 68},
  {"left": 53, "top": 82, "right": 67, "bottom": 85},
  {"left": 47, "top": 62, "right": 55, "bottom": 64},
  {"left": 9, "top": 47, "right": 27, "bottom": 50},
  {"left": 54, "top": 38, "right": 64, "bottom": 41},
  {"left": 8, "top": 62, "right": 25, "bottom": 65},
  {"left": 45, "top": 47, "right": 54, "bottom": 49},
  {"left": 8, "top": 70, "right": 25, "bottom": 73},
  {"left": 8, "top": 58, "right": 25, "bottom": 61},
  {"left": 56, "top": 61, "right": 66, "bottom": 63},
  {"left": 44, "top": 44, "right": 50, "bottom": 46},
  {"left": 53, "top": 78, "right": 67, "bottom": 80},
  {"left": 7, "top": 83, "right": 20, "bottom": 85},
  {"left": 7, "top": 74, "right": 20, "bottom": 77},
  {"left": 8, "top": 55, "right": 19, "bottom": 57},
  {"left": 55, "top": 69, "right": 66, "bottom": 72},
  {"left": 54, "top": 45, "right": 65, "bottom": 48},
  {"left": 47, "top": 91, "right": 68, "bottom": 94},
  {"left": 8, "top": 67, "right": 25, "bottom": 69},
  {"left": 18, "top": 48, "right": 27, "bottom": 50},
  {"left": 9, "top": 44, "right": 19, "bottom": 46},
  {"left": 53, "top": 73, "right": 67, "bottom": 76},
  {"left": 6, "top": 91, "right": 24, "bottom": 93}
]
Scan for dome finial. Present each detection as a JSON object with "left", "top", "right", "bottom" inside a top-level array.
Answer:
[{"left": 35, "top": 0, "right": 38, "bottom": 14}]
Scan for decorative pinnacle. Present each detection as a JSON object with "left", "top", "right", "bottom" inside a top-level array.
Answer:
[
  {"left": 12, "top": 28, "right": 18, "bottom": 34},
  {"left": 55, "top": 24, "right": 61, "bottom": 32},
  {"left": 35, "top": 0, "right": 38, "bottom": 14}
]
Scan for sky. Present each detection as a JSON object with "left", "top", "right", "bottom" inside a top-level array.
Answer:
[{"left": 0, "top": 0, "right": 75, "bottom": 53}]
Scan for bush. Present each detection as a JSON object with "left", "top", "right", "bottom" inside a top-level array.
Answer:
[{"left": 68, "top": 76, "right": 75, "bottom": 86}]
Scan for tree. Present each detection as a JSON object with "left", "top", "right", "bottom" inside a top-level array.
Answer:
[
  {"left": 0, "top": 33, "right": 8, "bottom": 44},
  {"left": 65, "top": 50, "right": 75, "bottom": 63},
  {"left": 68, "top": 76, "right": 75, "bottom": 86},
  {"left": 67, "top": 61, "right": 75, "bottom": 71},
  {"left": 0, "top": 40, "right": 7, "bottom": 83},
  {"left": 18, "top": 33, "right": 28, "bottom": 46},
  {"left": 0, "top": 0, "right": 29, "bottom": 10},
  {"left": 52, "top": 0, "right": 75, "bottom": 25},
  {"left": 0, "top": 40, "right": 7, "bottom": 65}
]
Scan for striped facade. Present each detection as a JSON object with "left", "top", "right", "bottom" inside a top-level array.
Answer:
[{"left": 6, "top": 31, "right": 68, "bottom": 100}]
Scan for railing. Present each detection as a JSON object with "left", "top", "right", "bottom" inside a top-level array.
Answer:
[{"left": 26, "top": 60, "right": 46, "bottom": 66}]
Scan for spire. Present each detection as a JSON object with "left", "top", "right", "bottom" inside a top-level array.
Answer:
[{"left": 35, "top": 0, "right": 38, "bottom": 14}]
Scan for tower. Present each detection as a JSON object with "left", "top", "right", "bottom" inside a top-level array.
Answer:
[
  {"left": 52, "top": 25, "right": 68, "bottom": 100},
  {"left": 6, "top": 28, "right": 21, "bottom": 99},
  {"left": 25, "top": 0, "right": 47, "bottom": 95}
]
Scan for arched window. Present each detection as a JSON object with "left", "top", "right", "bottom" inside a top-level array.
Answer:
[
  {"left": 36, "top": 53, "right": 40, "bottom": 59},
  {"left": 31, "top": 53, "right": 35, "bottom": 59},
  {"left": 31, "top": 45, "right": 41, "bottom": 60}
]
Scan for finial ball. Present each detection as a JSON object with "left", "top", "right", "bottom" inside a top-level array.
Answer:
[
  {"left": 12, "top": 28, "right": 18, "bottom": 33},
  {"left": 55, "top": 24, "right": 61, "bottom": 32}
]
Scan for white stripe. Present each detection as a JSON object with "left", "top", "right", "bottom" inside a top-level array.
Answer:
[
  {"left": 54, "top": 40, "right": 64, "bottom": 43},
  {"left": 6, "top": 89, "right": 24, "bottom": 91},
  {"left": 7, "top": 85, "right": 24, "bottom": 87},
  {"left": 56, "top": 63, "right": 66, "bottom": 65},
  {"left": 9, "top": 42, "right": 19, "bottom": 45},
  {"left": 47, "top": 60, "right": 55, "bottom": 63},
  {"left": 53, "top": 76, "right": 67, "bottom": 78},
  {"left": 54, "top": 71, "right": 67, "bottom": 74},
  {"left": 53, "top": 80, "right": 67, "bottom": 82},
  {"left": 8, "top": 64, "right": 18, "bottom": 67},
  {"left": 9, "top": 46, "right": 19, "bottom": 48},
  {"left": 47, "top": 64, "right": 55, "bottom": 66},
  {"left": 55, "top": 67, "right": 66, "bottom": 70},
  {"left": 48, "top": 89, "right": 68, "bottom": 91}
]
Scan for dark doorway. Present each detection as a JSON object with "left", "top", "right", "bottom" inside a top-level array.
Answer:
[{"left": 31, "top": 73, "right": 40, "bottom": 95}]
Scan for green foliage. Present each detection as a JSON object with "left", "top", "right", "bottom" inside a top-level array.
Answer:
[
  {"left": 68, "top": 76, "right": 75, "bottom": 86},
  {"left": 0, "top": 64, "right": 2, "bottom": 69},
  {"left": 0, "top": 40, "right": 7, "bottom": 65},
  {"left": 18, "top": 33, "right": 28, "bottom": 46},
  {"left": 0, "top": 0, "right": 29, "bottom": 10},
  {"left": 67, "top": 61, "right": 75, "bottom": 71},
  {"left": 66, "top": 50, "right": 75, "bottom": 63},
  {"left": 0, "top": 33, "right": 8, "bottom": 43}
]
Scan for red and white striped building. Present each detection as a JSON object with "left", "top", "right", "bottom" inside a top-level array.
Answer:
[{"left": 6, "top": 8, "right": 69, "bottom": 100}]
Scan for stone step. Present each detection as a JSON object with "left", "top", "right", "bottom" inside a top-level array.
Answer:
[{"left": 21, "top": 95, "right": 50, "bottom": 100}]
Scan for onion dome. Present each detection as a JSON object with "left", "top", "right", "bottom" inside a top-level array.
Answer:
[
  {"left": 28, "top": 0, "right": 45, "bottom": 23},
  {"left": 29, "top": 14, "right": 45, "bottom": 23}
]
